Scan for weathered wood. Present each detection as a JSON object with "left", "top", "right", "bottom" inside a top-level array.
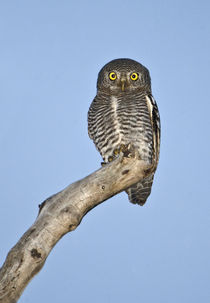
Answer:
[{"left": 0, "top": 150, "right": 151, "bottom": 303}]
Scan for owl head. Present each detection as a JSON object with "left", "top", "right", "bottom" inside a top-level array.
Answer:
[{"left": 97, "top": 58, "right": 151, "bottom": 94}]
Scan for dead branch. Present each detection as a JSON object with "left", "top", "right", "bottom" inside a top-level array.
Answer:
[{"left": 0, "top": 149, "right": 151, "bottom": 303}]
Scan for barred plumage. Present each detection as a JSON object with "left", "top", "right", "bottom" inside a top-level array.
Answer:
[{"left": 88, "top": 58, "right": 160, "bottom": 206}]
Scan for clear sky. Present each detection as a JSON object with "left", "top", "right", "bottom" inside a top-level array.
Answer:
[{"left": 0, "top": 1, "right": 210, "bottom": 302}]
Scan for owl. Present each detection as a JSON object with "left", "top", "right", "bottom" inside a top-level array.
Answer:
[{"left": 88, "top": 58, "right": 160, "bottom": 206}]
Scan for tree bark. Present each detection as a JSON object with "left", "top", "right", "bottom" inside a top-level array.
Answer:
[{"left": 0, "top": 149, "right": 151, "bottom": 303}]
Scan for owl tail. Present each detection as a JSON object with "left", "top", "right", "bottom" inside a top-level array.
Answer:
[{"left": 126, "top": 174, "right": 154, "bottom": 206}]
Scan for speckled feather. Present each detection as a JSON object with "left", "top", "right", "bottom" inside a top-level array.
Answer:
[{"left": 88, "top": 58, "right": 160, "bottom": 205}]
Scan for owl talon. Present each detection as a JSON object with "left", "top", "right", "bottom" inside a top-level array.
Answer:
[
  {"left": 113, "top": 148, "right": 119, "bottom": 156},
  {"left": 109, "top": 143, "right": 133, "bottom": 161},
  {"left": 121, "top": 143, "right": 134, "bottom": 158},
  {"left": 120, "top": 144, "right": 127, "bottom": 152}
]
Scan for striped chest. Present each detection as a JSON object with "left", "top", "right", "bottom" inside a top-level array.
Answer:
[{"left": 88, "top": 92, "right": 154, "bottom": 163}]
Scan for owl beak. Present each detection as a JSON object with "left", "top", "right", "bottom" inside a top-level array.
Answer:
[{"left": 121, "top": 79, "right": 126, "bottom": 92}]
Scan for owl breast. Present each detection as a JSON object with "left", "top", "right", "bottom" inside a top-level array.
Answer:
[{"left": 88, "top": 91, "right": 154, "bottom": 164}]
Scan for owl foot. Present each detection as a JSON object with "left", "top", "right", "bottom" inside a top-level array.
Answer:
[
  {"left": 108, "top": 145, "right": 126, "bottom": 162},
  {"left": 101, "top": 144, "right": 134, "bottom": 167},
  {"left": 101, "top": 154, "right": 116, "bottom": 165},
  {"left": 112, "top": 144, "right": 133, "bottom": 160},
  {"left": 120, "top": 143, "right": 132, "bottom": 158},
  {"left": 101, "top": 158, "right": 114, "bottom": 166}
]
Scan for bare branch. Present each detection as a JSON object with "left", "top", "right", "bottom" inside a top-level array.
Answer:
[{"left": 0, "top": 150, "right": 151, "bottom": 303}]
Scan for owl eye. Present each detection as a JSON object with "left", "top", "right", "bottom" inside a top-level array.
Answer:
[
  {"left": 130, "top": 72, "right": 139, "bottom": 81},
  {"left": 109, "top": 72, "right": 117, "bottom": 81}
]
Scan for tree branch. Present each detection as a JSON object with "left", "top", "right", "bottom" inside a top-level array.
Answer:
[{"left": 0, "top": 150, "right": 151, "bottom": 303}]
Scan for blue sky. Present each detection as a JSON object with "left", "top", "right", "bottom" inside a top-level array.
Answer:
[{"left": 0, "top": 1, "right": 210, "bottom": 302}]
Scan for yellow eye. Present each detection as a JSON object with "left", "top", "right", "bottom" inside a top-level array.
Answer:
[
  {"left": 130, "top": 72, "right": 139, "bottom": 81},
  {"left": 109, "top": 72, "right": 117, "bottom": 81}
]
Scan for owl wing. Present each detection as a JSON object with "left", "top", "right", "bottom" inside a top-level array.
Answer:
[
  {"left": 127, "top": 94, "right": 161, "bottom": 206},
  {"left": 88, "top": 97, "right": 97, "bottom": 140},
  {"left": 145, "top": 94, "right": 161, "bottom": 169}
]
